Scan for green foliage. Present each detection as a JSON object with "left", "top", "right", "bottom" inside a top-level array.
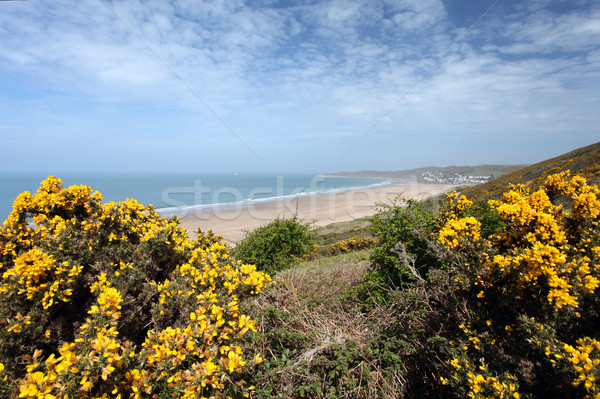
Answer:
[
  {"left": 370, "top": 199, "right": 438, "bottom": 282},
  {"left": 351, "top": 199, "right": 441, "bottom": 306},
  {"left": 463, "top": 199, "right": 505, "bottom": 239},
  {"left": 234, "top": 215, "right": 315, "bottom": 272}
]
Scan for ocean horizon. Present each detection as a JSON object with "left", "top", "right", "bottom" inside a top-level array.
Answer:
[{"left": 0, "top": 173, "right": 390, "bottom": 222}]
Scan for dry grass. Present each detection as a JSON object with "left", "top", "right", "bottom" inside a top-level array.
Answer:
[
  {"left": 244, "top": 250, "right": 406, "bottom": 398},
  {"left": 250, "top": 250, "right": 372, "bottom": 351},
  {"left": 266, "top": 251, "right": 371, "bottom": 340}
]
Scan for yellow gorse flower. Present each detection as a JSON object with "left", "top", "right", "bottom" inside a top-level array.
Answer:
[
  {"left": 438, "top": 172, "right": 600, "bottom": 397},
  {"left": 0, "top": 176, "right": 271, "bottom": 398},
  {"left": 438, "top": 173, "right": 600, "bottom": 311},
  {"left": 438, "top": 216, "right": 481, "bottom": 249}
]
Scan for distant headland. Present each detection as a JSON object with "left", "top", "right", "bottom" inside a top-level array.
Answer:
[{"left": 327, "top": 164, "right": 528, "bottom": 185}]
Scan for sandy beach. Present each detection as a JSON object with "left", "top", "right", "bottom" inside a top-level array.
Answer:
[{"left": 176, "top": 183, "right": 456, "bottom": 243}]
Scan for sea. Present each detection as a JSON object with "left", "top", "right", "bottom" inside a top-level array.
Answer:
[{"left": 0, "top": 173, "right": 390, "bottom": 222}]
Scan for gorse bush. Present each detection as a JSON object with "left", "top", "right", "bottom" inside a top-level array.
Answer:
[
  {"left": 0, "top": 176, "right": 271, "bottom": 398},
  {"left": 340, "top": 171, "right": 600, "bottom": 398},
  {"left": 234, "top": 216, "right": 315, "bottom": 272},
  {"left": 434, "top": 171, "right": 600, "bottom": 398}
]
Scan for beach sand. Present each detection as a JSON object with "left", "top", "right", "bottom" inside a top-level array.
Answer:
[{"left": 177, "top": 183, "right": 456, "bottom": 243}]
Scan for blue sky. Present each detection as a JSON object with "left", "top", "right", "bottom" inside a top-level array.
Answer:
[{"left": 0, "top": 0, "right": 599, "bottom": 174}]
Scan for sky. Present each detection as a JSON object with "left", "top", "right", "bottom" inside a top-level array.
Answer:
[{"left": 0, "top": 0, "right": 599, "bottom": 174}]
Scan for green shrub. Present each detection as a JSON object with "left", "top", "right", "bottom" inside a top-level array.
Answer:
[
  {"left": 463, "top": 199, "right": 505, "bottom": 239},
  {"left": 234, "top": 216, "right": 315, "bottom": 272},
  {"left": 370, "top": 199, "right": 439, "bottom": 284},
  {"left": 349, "top": 198, "right": 441, "bottom": 308}
]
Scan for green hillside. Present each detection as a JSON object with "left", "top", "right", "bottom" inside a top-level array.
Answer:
[{"left": 463, "top": 141, "right": 600, "bottom": 200}]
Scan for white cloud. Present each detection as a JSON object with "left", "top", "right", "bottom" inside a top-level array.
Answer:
[
  {"left": 486, "top": 4, "right": 600, "bottom": 55},
  {"left": 0, "top": 0, "right": 599, "bottom": 172},
  {"left": 390, "top": 0, "right": 446, "bottom": 31}
]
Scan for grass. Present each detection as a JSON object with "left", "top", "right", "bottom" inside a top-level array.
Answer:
[
  {"left": 243, "top": 249, "right": 406, "bottom": 398},
  {"left": 277, "top": 249, "right": 372, "bottom": 307},
  {"left": 247, "top": 250, "right": 373, "bottom": 348},
  {"left": 312, "top": 218, "right": 373, "bottom": 245}
]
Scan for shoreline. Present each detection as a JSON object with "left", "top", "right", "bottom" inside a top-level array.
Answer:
[
  {"left": 158, "top": 178, "right": 393, "bottom": 215},
  {"left": 176, "top": 183, "right": 456, "bottom": 243}
]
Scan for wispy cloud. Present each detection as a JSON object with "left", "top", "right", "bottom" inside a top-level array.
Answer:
[{"left": 0, "top": 0, "right": 599, "bottom": 172}]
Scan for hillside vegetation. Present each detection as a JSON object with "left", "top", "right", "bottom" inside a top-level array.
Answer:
[
  {"left": 463, "top": 141, "right": 600, "bottom": 200},
  {"left": 1, "top": 142, "right": 600, "bottom": 398},
  {"left": 243, "top": 170, "right": 600, "bottom": 398}
]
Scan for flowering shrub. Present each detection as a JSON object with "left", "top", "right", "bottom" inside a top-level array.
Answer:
[
  {"left": 299, "top": 236, "right": 379, "bottom": 261},
  {"left": 438, "top": 216, "right": 481, "bottom": 249},
  {"left": 0, "top": 176, "right": 271, "bottom": 398},
  {"left": 436, "top": 172, "right": 600, "bottom": 398},
  {"left": 325, "top": 236, "right": 378, "bottom": 255}
]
